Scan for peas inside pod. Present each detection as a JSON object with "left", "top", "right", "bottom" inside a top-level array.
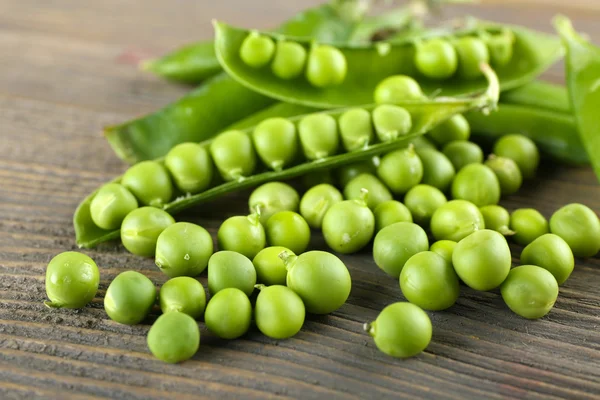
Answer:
[
  {"left": 252, "top": 118, "right": 299, "bottom": 171},
  {"left": 90, "top": 183, "right": 138, "bottom": 230},
  {"left": 121, "top": 161, "right": 173, "bottom": 207},
  {"left": 165, "top": 142, "right": 214, "bottom": 194},
  {"left": 305, "top": 43, "right": 348, "bottom": 88}
]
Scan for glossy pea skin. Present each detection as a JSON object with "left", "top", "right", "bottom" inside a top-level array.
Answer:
[
  {"left": 252, "top": 118, "right": 298, "bottom": 171},
  {"left": 493, "top": 134, "right": 539, "bottom": 179},
  {"left": 400, "top": 251, "right": 460, "bottom": 311},
  {"left": 159, "top": 277, "right": 206, "bottom": 319},
  {"left": 454, "top": 36, "right": 490, "bottom": 79},
  {"left": 486, "top": 29, "right": 515, "bottom": 67},
  {"left": 147, "top": 311, "right": 200, "bottom": 364},
  {"left": 404, "top": 184, "right": 447, "bottom": 226},
  {"left": 427, "top": 114, "right": 470, "bottom": 147},
  {"left": 373, "top": 75, "right": 425, "bottom": 104},
  {"left": 442, "top": 140, "right": 484, "bottom": 171},
  {"left": 265, "top": 211, "right": 311, "bottom": 254},
  {"left": 521, "top": 234, "right": 574, "bottom": 285},
  {"left": 210, "top": 130, "right": 257, "bottom": 181},
  {"left": 255, "top": 285, "right": 305, "bottom": 339},
  {"left": 217, "top": 214, "right": 266, "bottom": 259},
  {"left": 452, "top": 229, "right": 511, "bottom": 291},
  {"left": 45, "top": 251, "right": 99, "bottom": 309},
  {"left": 253, "top": 246, "right": 293, "bottom": 286},
  {"left": 165, "top": 142, "right": 214, "bottom": 194},
  {"left": 155, "top": 222, "right": 213, "bottom": 278},
  {"left": 550, "top": 203, "right": 600, "bottom": 257},
  {"left": 104, "top": 271, "right": 156, "bottom": 325},
  {"left": 411, "top": 136, "right": 437, "bottom": 151},
  {"left": 248, "top": 182, "right": 300, "bottom": 225},
  {"left": 377, "top": 147, "right": 423, "bottom": 195},
  {"left": 204, "top": 288, "right": 252, "bottom": 339},
  {"left": 344, "top": 173, "right": 392, "bottom": 210},
  {"left": 335, "top": 159, "right": 377, "bottom": 188},
  {"left": 373, "top": 200, "right": 413, "bottom": 232},
  {"left": 121, "top": 161, "right": 173, "bottom": 207},
  {"left": 366, "top": 302, "right": 432, "bottom": 358},
  {"left": 305, "top": 44, "right": 347, "bottom": 88},
  {"left": 90, "top": 183, "right": 138, "bottom": 230},
  {"left": 415, "top": 148, "right": 456, "bottom": 192},
  {"left": 479, "top": 205, "right": 513, "bottom": 236},
  {"left": 372, "top": 105, "right": 413, "bottom": 142},
  {"left": 430, "top": 200, "right": 485, "bottom": 242},
  {"left": 284, "top": 251, "right": 351, "bottom": 314},
  {"left": 207, "top": 251, "right": 257, "bottom": 296},
  {"left": 415, "top": 39, "right": 458, "bottom": 80},
  {"left": 500, "top": 265, "right": 559, "bottom": 319},
  {"left": 451, "top": 164, "right": 501, "bottom": 207},
  {"left": 484, "top": 155, "right": 522, "bottom": 196},
  {"left": 373, "top": 222, "right": 429, "bottom": 278},
  {"left": 239, "top": 31, "right": 275, "bottom": 68},
  {"left": 120, "top": 207, "right": 175, "bottom": 257},
  {"left": 298, "top": 113, "right": 339, "bottom": 160},
  {"left": 271, "top": 40, "right": 307, "bottom": 80},
  {"left": 299, "top": 183, "right": 343, "bottom": 229},
  {"left": 339, "top": 108, "right": 374, "bottom": 151},
  {"left": 429, "top": 240, "right": 457, "bottom": 265},
  {"left": 510, "top": 208, "right": 549, "bottom": 246},
  {"left": 322, "top": 197, "right": 375, "bottom": 254}
]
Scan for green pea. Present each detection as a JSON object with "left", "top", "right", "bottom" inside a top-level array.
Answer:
[
  {"left": 404, "top": 184, "right": 447, "bottom": 226},
  {"left": 442, "top": 140, "right": 484, "bottom": 171},
  {"left": 121, "top": 161, "right": 173, "bottom": 207},
  {"left": 335, "top": 158, "right": 377, "bottom": 188},
  {"left": 479, "top": 205, "right": 514, "bottom": 236},
  {"left": 510, "top": 208, "right": 549, "bottom": 246},
  {"left": 165, "top": 142, "right": 213, "bottom": 194},
  {"left": 410, "top": 135, "right": 437, "bottom": 151},
  {"left": 305, "top": 44, "right": 347, "bottom": 88},
  {"left": 155, "top": 222, "right": 213, "bottom": 278},
  {"left": 271, "top": 40, "right": 307, "bottom": 80},
  {"left": 550, "top": 203, "right": 600, "bottom": 257},
  {"left": 90, "top": 183, "right": 138, "bottom": 230},
  {"left": 427, "top": 114, "right": 470, "bottom": 147},
  {"left": 299, "top": 183, "right": 343, "bottom": 229},
  {"left": 373, "top": 200, "right": 413, "bottom": 232},
  {"left": 338, "top": 108, "right": 374, "bottom": 151},
  {"left": 372, "top": 105, "right": 413, "bottom": 142},
  {"left": 298, "top": 113, "right": 339, "bottom": 160},
  {"left": 301, "top": 169, "right": 335, "bottom": 189},
  {"left": 207, "top": 251, "right": 257, "bottom": 296},
  {"left": 373, "top": 75, "right": 425, "bottom": 104},
  {"left": 485, "top": 29, "right": 515, "bottom": 67},
  {"left": 248, "top": 182, "right": 300, "bottom": 225},
  {"left": 521, "top": 234, "right": 574, "bottom": 285},
  {"left": 255, "top": 285, "right": 305, "bottom": 339},
  {"left": 44, "top": 251, "right": 99, "bottom": 309},
  {"left": 204, "top": 288, "right": 252, "bottom": 339},
  {"left": 217, "top": 213, "right": 266, "bottom": 259},
  {"left": 120, "top": 207, "right": 175, "bottom": 257},
  {"left": 415, "top": 148, "right": 456, "bottom": 192},
  {"left": 239, "top": 31, "right": 275, "bottom": 68},
  {"left": 400, "top": 251, "right": 460, "bottom": 311},
  {"left": 373, "top": 222, "right": 429, "bottom": 278},
  {"left": 451, "top": 164, "right": 501, "bottom": 207},
  {"left": 252, "top": 118, "right": 298, "bottom": 171},
  {"left": 265, "top": 211, "right": 311, "bottom": 254},
  {"left": 210, "top": 130, "right": 257, "bottom": 181},
  {"left": 283, "top": 250, "right": 351, "bottom": 314},
  {"left": 365, "top": 302, "right": 432, "bottom": 358},
  {"left": 430, "top": 200, "right": 485, "bottom": 242},
  {"left": 147, "top": 311, "right": 200, "bottom": 364},
  {"left": 253, "top": 246, "right": 293, "bottom": 286},
  {"left": 493, "top": 134, "right": 539, "bottom": 179},
  {"left": 344, "top": 173, "right": 392, "bottom": 210},
  {"left": 414, "top": 38, "right": 458, "bottom": 80},
  {"left": 104, "top": 271, "right": 156, "bottom": 325},
  {"left": 429, "top": 240, "right": 457, "bottom": 266},
  {"left": 159, "top": 277, "right": 206, "bottom": 319},
  {"left": 484, "top": 155, "right": 522, "bottom": 196},
  {"left": 500, "top": 265, "right": 558, "bottom": 319},
  {"left": 377, "top": 147, "right": 423, "bottom": 195},
  {"left": 452, "top": 229, "right": 511, "bottom": 291},
  {"left": 454, "top": 36, "right": 490, "bottom": 79}
]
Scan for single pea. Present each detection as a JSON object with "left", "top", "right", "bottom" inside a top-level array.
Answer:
[
  {"left": 253, "top": 246, "right": 293, "bottom": 286},
  {"left": 120, "top": 207, "right": 175, "bottom": 257},
  {"left": 335, "top": 158, "right": 378, "bottom": 188},
  {"left": 485, "top": 29, "right": 515, "bottom": 67},
  {"left": 373, "top": 75, "right": 425, "bottom": 104},
  {"left": 302, "top": 169, "right": 335, "bottom": 188},
  {"left": 430, "top": 200, "right": 485, "bottom": 241},
  {"left": 442, "top": 140, "right": 484, "bottom": 171},
  {"left": 239, "top": 31, "right": 275, "bottom": 68},
  {"left": 265, "top": 211, "right": 311, "bottom": 254},
  {"left": 271, "top": 40, "right": 307, "bottom": 80},
  {"left": 414, "top": 38, "right": 458, "bottom": 80},
  {"left": 338, "top": 108, "right": 374, "bottom": 151},
  {"left": 159, "top": 277, "right": 206, "bottom": 319},
  {"left": 147, "top": 311, "right": 200, "bottom": 364},
  {"left": 377, "top": 147, "right": 423, "bottom": 195},
  {"left": 404, "top": 184, "right": 447, "bottom": 226},
  {"left": 344, "top": 173, "right": 392, "bottom": 210},
  {"left": 373, "top": 222, "right": 429, "bottom": 278},
  {"left": 299, "top": 183, "right": 343, "bottom": 229},
  {"left": 121, "top": 161, "right": 173, "bottom": 207},
  {"left": 510, "top": 208, "right": 549, "bottom": 246},
  {"left": 372, "top": 105, "right": 413, "bottom": 142},
  {"left": 255, "top": 284, "right": 305, "bottom": 339},
  {"left": 429, "top": 240, "right": 457, "bottom": 266},
  {"left": 373, "top": 200, "right": 413, "bottom": 232},
  {"left": 104, "top": 271, "right": 156, "bottom": 325},
  {"left": 521, "top": 234, "right": 574, "bottom": 285},
  {"left": 90, "top": 183, "right": 138, "bottom": 230},
  {"left": 305, "top": 44, "right": 347, "bottom": 88},
  {"left": 252, "top": 118, "right": 298, "bottom": 171},
  {"left": 493, "top": 134, "right": 539, "bottom": 179},
  {"left": 217, "top": 213, "right": 266, "bottom": 259},
  {"left": 500, "top": 265, "right": 559, "bottom": 319},
  {"left": 155, "top": 222, "right": 213, "bottom": 278},
  {"left": 248, "top": 181, "right": 300, "bottom": 225},
  {"left": 400, "top": 251, "right": 460, "bottom": 311},
  {"left": 207, "top": 251, "right": 257, "bottom": 296},
  {"left": 451, "top": 164, "right": 501, "bottom": 207},
  {"left": 410, "top": 135, "right": 437, "bottom": 151},
  {"left": 479, "top": 205, "right": 514, "bottom": 236},
  {"left": 283, "top": 250, "right": 351, "bottom": 314},
  {"left": 210, "top": 130, "right": 257, "bottom": 181},
  {"left": 484, "top": 155, "right": 522, "bottom": 196},
  {"left": 44, "top": 251, "right": 99, "bottom": 309},
  {"left": 165, "top": 142, "right": 213, "bottom": 194},
  {"left": 365, "top": 302, "right": 432, "bottom": 358},
  {"left": 415, "top": 148, "right": 456, "bottom": 192},
  {"left": 550, "top": 203, "right": 600, "bottom": 257},
  {"left": 427, "top": 114, "right": 470, "bottom": 147},
  {"left": 452, "top": 229, "right": 511, "bottom": 291},
  {"left": 298, "top": 113, "right": 339, "bottom": 160},
  {"left": 204, "top": 288, "right": 252, "bottom": 339},
  {"left": 453, "top": 36, "right": 490, "bottom": 79}
]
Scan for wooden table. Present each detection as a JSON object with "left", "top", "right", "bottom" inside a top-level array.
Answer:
[{"left": 2, "top": 0, "right": 600, "bottom": 398}]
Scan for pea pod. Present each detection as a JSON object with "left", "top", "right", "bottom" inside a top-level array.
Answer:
[{"left": 501, "top": 80, "right": 570, "bottom": 114}]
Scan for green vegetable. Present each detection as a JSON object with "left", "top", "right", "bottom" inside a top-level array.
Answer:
[
  {"left": 510, "top": 208, "right": 548, "bottom": 246},
  {"left": 550, "top": 203, "right": 600, "bottom": 257},
  {"left": 89, "top": 183, "right": 138, "bottom": 230},
  {"left": 239, "top": 32, "right": 275, "bottom": 68},
  {"left": 404, "top": 184, "right": 447, "bottom": 226},
  {"left": 451, "top": 164, "right": 501, "bottom": 207},
  {"left": 217, "top": 213, "right": 266, "bottom": 259},
  {"left": 427, "top": 114, "right": 470, "bottom": 147},
  {"left": 165, "top": 143, "right": 214, "bottom": 194},
  {"left": 254, "top": 285, "right": 305, "bottom": 339},
  {"left": 120, "top": 207, "right": 175, "bottom": 257},
  {"left": 306, "top": 44, "right": 348, "bottom": 88},
  {"left": 121, "top": 161, "right": 173, "bottom": 207},
  {"left": 501, "top": 80, "right": 570, "bottom": 113},
  {"left": 298, "top": 113, "right": 340, "bottom": 159},
  {"left": 454, "top": 36, "right": 490, "bottom": 79},
  {"left": 204, "top": 288, "right": 252, "bottom": 339},
  {"left": 104, "top": 271, "right": 156, "bottom": 325},
  {"left": 414, "top": 39, "right": 458, "bottom": 80},
  {"left": 372, "top": 105, "right": 413, "bottom": 142},
  {"left": 253, "top": 246, "right": 293, "bottom": 286},
  {"left": 344, "top": 173, "right": 392, "bottom": 210},
  {"left": 335, "top": 159, "right": 377, "bottom": 188},
  {"left": 299, "top": 183, "right": 343, "bottom": 229},
  {"left": 339, "top": 108, "right": 375, "bottom": 151},
  {"left": 155, "top": 222, "right": 213, "bottom": 278},
  {"left": 429, "top": 240, "right": 457, "bottom": 266},
  {"left": 207, "top": 251, "right": 257, "bottom": 296},
  {"left": 44, "top": 252, "right": 99, "bottom": 309},
  {"left": 159, "top": 277, "right": 206, "bottom": 319},
  {"left": 147, "top": 311, "right": 200, "bottom": 364},
  {"left": 484, "top": 155, "right": 522, "bottom": 195},
  {"left": 373, "top": 200, "right": 413, "bottom": 232},
  {"left": 373, "top": 222, "right": 429, "bottom": 278},
  {"left": 272, "top": 40, "right": 308, "bottom": 80},
  {"left": 479, "top": 205, "right": 513, "bottom": 236},
  {"left": 248, "top": 182, "right": 300, "bottom": 225},
  {"left": 442, "top": 140, "right": 484, "bottom": 171},
  {"left": 484, "top": 28, "right": 515, "bottom": 67},
  {"left": 521, "top": 234, "right": 574, "bottom": 285},
  {"left": 500, "top": 265, "right": 558, "bottom": 319},
  {"left": 493, "top": 134, "right": 539, "bottom": 179},
  {"left": 415, "top": 148, "right": 456, "bottom": 192},
  {"left": 377, "top": 147, "right": 423, "bottom": 195},
  {"left": 430, "top": 200, "right": 485, "bottom": 242},
  {"left": 373, "top": 75, "right": 425, "bottom": 104},
  {"left": 265, "top": 211, "right": 311, "bottom": 254},
  {"left": 210, "top": 130, "right": 257, "bottom": 181},
  {"left": 252, "top": 118, "right": 298, "bottom": 171}
]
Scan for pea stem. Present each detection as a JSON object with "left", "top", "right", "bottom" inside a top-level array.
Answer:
[
  {"left": 254, "top": 284, "right": 267, "bottom": 291},
  {"left": 278, "top": 250, "right": 298, "bottom": 270}
]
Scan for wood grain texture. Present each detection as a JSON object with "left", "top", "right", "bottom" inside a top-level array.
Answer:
[{"left": 1, "top": 0, "right": 600, "bottom": 398}]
